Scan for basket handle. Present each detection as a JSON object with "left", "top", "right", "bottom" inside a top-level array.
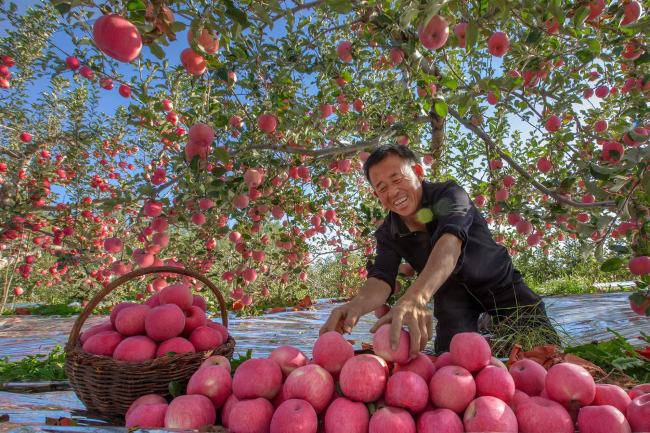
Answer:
[{"left": 66, "top": 266, "right": 229, "bottom": 351}]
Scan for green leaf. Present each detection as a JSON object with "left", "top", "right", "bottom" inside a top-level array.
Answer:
[
  {"left": 127, "top": 0, "right": 146, "bottom": 12},
  {"left": 525, "top": 29, "right": 542, "bottom": 44},
  {"left": 213, "top": 114, "right": 228, "bottom": 128},
  {"left": 587, "top": 39, "right": 601, "bottom": 56},
  {"left": 434, "top": 101, "right": 448, "bottom": 118},
  {"left": 214, "top": 147, "right": 230, "bottom": 163},
  {"left": 441, "top": 77, "right": 458, "bottom": 91},
  {"left": 148, "top": 42, "right": 165, "bottom": 60},
  {"left": 53, "top": 2, "right": 71, "bottom": 15},
  {"left": 576, "top": 49, "right": 595, "bottom": 64},
  {"left": 466, "top": 21, "right": 479, "bottom": 51},
  {"left": 600, "top": 257, "right": 625, "bottom": 272},
  {"left": 224, "top": 0, "right": 250, "bottom": 28},
  {"left": 169, "top": 22, "right": 186, "bottom": 33},
  {"left": 573, "top": 6, "right": 590, "bottom": 27},
  {"left": 609, "top": 244, "right": 630, "bottom": 254},
  {"left": 634, "top": 52, "right": 650, "bottom": 65},
  {"left": 168, "top": 381, "right": 183, "bottom": 398},
  {"left": 589, "top": 163, "right": 617, "bottom": 181},
  {"left": 612, "top": 356, "right": 644, "bottom": 371},
  {"left": 549, "top": 0, "right": 565, "bottom": 26},
  {"left": 326, "top": 0, "right": 353, "bottom": 13}
]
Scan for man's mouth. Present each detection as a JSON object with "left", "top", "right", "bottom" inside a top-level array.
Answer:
[{"left": 393, "top": 196, "right": 407, "bottom": 208}]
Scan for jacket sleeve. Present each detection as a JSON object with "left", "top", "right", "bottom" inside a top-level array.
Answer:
[
  {"left": 366, "top": 227, "right": 401, "bottom": 294},
  {"left": 430, "top": 182, "right": 474, "bottom": 274}
]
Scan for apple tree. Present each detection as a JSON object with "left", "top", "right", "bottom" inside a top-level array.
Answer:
[{"left": 0, "top": 0, "right": 648, "bottom": 315}]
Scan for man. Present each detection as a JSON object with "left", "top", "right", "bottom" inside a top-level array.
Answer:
[{"left": 320, "top": 144, "right": 559, "bottom": 359}]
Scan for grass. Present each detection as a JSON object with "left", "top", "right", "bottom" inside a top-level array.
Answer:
[
  {"left": 0, "top": 345, "right": 67, "bottom": 382},
  {"left": 530, "top": 275, "right": 634, "bottom": 297},
  {"left": 487, "top": 303, "right": 567, "bottom": 358},
  {"left": 1, "top": 303, "right": 112, "bottom": 316}
]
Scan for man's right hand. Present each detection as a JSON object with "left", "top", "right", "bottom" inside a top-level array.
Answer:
[{"left": 319, "top": 303, "right": 363, "bottom": 335}]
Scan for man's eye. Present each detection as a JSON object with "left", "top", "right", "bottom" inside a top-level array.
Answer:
[
  {"left": 379, "top": 188, "right": 386, "bottom": 194},
  {"left": 394, "top": 178, "right": 401, "bottom": 184}
]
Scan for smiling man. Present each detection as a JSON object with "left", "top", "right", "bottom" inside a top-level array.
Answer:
[{"left": 320, "top": 144, "right": 560, "bottom": 358}]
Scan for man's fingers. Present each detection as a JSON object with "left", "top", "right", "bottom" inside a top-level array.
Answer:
[
  {"left": 343, "top": 312, "right": 358, "bottom": 333},
  {"left": 320, "top": 308, "right": 344, "bottom": 335},
  {"left": 369, "top": 310, "right": 392, "bottom": 333},
  {"left": 390, "top": 313, "right": 404, "bottom": 351},
  {"left": 403, "top": 316, "right": 421, "bottom": 358}
]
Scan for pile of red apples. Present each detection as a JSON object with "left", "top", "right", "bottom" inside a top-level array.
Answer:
[
  {"left": 122, "top": 327, "right": 649, "bottom": 432},
  {"left": 80, "top": 282, "right": 228, "bottom": 361}
]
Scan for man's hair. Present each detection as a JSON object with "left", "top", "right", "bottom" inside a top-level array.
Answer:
[{"left": 363, "top": 143, "right": 420, "bottom": 183}]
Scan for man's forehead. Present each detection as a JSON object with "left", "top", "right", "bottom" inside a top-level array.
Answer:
[{"left": 369, "top": 157, "right": 410, "bottom": 185}]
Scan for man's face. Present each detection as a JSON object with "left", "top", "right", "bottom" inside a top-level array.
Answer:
[{"left": 368, "top": 153, "right": 424, "bottom": 219}]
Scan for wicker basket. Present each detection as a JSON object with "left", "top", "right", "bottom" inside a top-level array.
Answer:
[{"left": 65, "top": 266, "right": 235, "bottom": 418}]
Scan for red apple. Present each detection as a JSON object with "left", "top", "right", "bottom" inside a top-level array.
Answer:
[
  {"left": 228, "top": 398, "right": 274, "bottom": 433},
  {"left": 621, "top": 1, "right": 642, "bottom": 26},
  {"left": 145, "top": 304, "right": 186, "bottom": 342},
  {"left": 336, "top": 41, "right": 352, "bottom": 62},
  {"left": 156, "top": 337, "right": 195, "bottom": 357},
  {"left": 509, "top": 359, "right": 547, "bottom": 396},
  {"left": 476, "top": 365, "right": 515, "bottom": 403},
  {"left": 189, "top": 326, "right": 225, "bottom": 351},
  {"left": 515, "top": 396, "right": 574, "bottom": 433},
  {"left": 629, "top": 256, "right": 650, "bottom": 275},
  {"left": 545, "top": 362, "right": 596, "bottom": 407},
  {"left": 372, "top": 323, "right": 410, "bottom": 364},
  {"left": 187, "top": 365, "right": 232, "bottom": 408},
  {"left": 312, "top": 331, "right": 354, "bottom": 375},
  {"left": 418, "top": 15, "right": 449, "bottom": 50},
  {"left": 199, "top": 354, "right": 231, "bottom": 372},
  {"left": 578, "top": 405, "right": 631, "bottom": 433},
  {"left": 269, "top": 345, "right": 309, "bottom": 379},
  {"left": 416, "top": 408, "right": 463, "bottom": 433},
  {"left": 369, "top": 407, "right": 415, "bottom": 433},
  {"left": 385, "top": 371, "right": 429, "bottom": 413},
  {"left": 82, "top": 330, "right": 123, "bottom": 356},
  {"left": 125, "top": 403, "right": 167, "bottom": 428},
  {"left": 592, "top": 384, "right": 631, "bottom": 414},
  {"left": 233, "top": 358, "right": 283, "bottom": 400},
  {"left": 463, "top": 396, "right": 518, "bottom": 432},
  {"left": 93, "top": 14, "right": 142, "bottom": 62},
  {"left": 450, "top": 332, "right": 491, "bottom": 373},
  {"left": 627, "top": 394, "right": 650, "bottom": 432},
  {"left": 125, "top": 394, "right": 167, "bottom": 419},
  {"left": 339, "top": 354, "right": 387, "bottom": 402},
  {"left": 324, "top": 397, "right": 369, "bottom": 433},
  {"left": 393, "top": 352, "right": 436, "bottom": 383},
  {"left": 487, "top": 31, "right": 510, "bottom": 57},
  {"left": 180, "top": 48, "right": 206, "bottom": 75},
  {"left": 429, "top": 365, "right": 476, "bottom": 413},
  {"left": 545, "top": 115, "right": 562, "bottom": 132},
  {"left": 164, "top": 394, "right": 215, "bottom": 429},
  {"left": 113, "top": 335, "right": 157, "bottom": 362},
  {"left": 270, "top": 398, "right": 317, "bottom": 433},
  {"left": 258, "top": 114, "right": 278, "bottom": 133},
  {"left": 283, "top": 364, "right": 334, "bottom": 413}
]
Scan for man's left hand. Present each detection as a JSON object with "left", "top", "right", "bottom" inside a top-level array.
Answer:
[{"left": 369, "top": 294, "right": 433, "bottom": 360}]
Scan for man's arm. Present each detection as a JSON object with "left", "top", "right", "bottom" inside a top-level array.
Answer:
[
  {"left": 370, "top": 233, "right": 462, "bottom": 356},
  {"left": 403, "top": 232, "right": 462, "bottom": 303},
  {"left": 320, "top": 277, "right": 392, "bottom": 334}
]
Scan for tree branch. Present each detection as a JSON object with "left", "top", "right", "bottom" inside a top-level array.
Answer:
[{"left": 447, "top": 107, "right": 617, "bottom": 209}]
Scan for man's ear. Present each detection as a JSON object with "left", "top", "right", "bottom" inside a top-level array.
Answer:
[{"left": 413, "top": 163, "right": 424, "bottom": 178}]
